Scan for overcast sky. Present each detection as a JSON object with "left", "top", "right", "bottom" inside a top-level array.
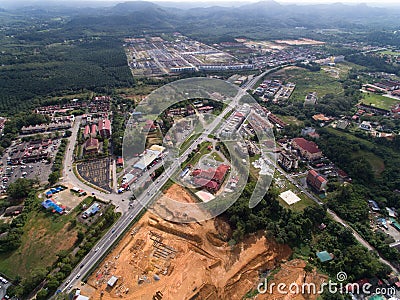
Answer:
[
  {"left": 3, "top": 0, "right": 400, "bottom": 8},
  {"left": 124, "top": 0, "right": 399, "bottom": 4}
]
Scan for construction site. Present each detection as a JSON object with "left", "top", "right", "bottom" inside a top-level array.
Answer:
[{"left": 81, "top": 184, "right": 325, "bottom": 299}]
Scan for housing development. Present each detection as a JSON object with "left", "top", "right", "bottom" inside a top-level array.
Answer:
[{"left": 0, "top": 1, "right": 400, "bottom": 300}]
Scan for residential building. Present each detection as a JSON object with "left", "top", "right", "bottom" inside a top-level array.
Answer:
[
  {"left": 98, "top": 119, "right": 111, "bottom": 138},
  {"left": 307, "top": 170, "right": 327, "bottom": 192},
  {"left": 90, "top": 124, "right": 97, "bottom": 138},
  {"left": 359, "top": 121, "right": 372, "bottom": 131},
  {"left": 267, "top": 112, "right": 287, "bottom": 128},
  {"left": 83, "top": 125, "right": 90, "bottom": 139},
  {"left": 84, "top": 137, "right": 99, "bottom": 154},
  {"left": 291, "top": 138, "right": 323, "bottom": 161},
  {"left": 304, "top": 92, "right": 318, "bottom": 106},
  {"left": 278, "top": 150, "right": 298, "bottom": 171}
]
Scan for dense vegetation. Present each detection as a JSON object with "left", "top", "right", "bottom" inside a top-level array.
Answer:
[
  {"left": 317, "top": 129, "right": 400, "bottom": 209},
  {"left": 223, "top": 184, "right": 390, "bottom": 283},
  {"left": 48, "top": 138, "right": 68, "bottom": 185},
  {"left": 346, "top": 53, "right": 399, "bottom": 76},
  {"left": 0, "top": 189, "right": 36, "bottom": 253},
  {"left": 0, "top": 37, "right": 134, "bottom": 114}
]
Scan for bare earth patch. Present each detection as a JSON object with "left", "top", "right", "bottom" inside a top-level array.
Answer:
[{"left": 82, "top": 184, "right": 292, "bottom": 299}]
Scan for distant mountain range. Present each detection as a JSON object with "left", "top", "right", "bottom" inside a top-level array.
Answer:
[{"left": 2, "top": 1, "right": 400, "bottom": 38}]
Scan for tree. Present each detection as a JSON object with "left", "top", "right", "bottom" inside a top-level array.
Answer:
[
  {"left": 7, "top": 178, "right": 34, "bottom": 201},
  {"left": 36, "top": 289, "right": 48, "bottom": 300},
  {"left": 48, "top": 171, "right": 60, "bottom": 185}
]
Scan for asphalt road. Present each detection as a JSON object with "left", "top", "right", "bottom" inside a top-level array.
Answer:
[
  {"left": 57, "top": 66, "right": 397, "bottom": 295},
  {"left": 269, "top": 154, "right": 399, "bottom": 274},
  {"left": 56, "top": 71, "right": 270, "bottom": 294}
]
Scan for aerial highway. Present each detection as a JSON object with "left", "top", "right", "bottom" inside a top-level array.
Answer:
[
  {"left": 56, "top": 70, "right": 270, "bottom": 294},
  {"left": 56, "top": 66, "right": 397, "bottom": 295}
]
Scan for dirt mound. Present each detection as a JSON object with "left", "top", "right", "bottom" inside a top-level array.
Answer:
[
  {"left": 214, "top": 217, "right": 232, "bottom": 241},
  {"left": 82, "top": 185, "right": 293, "bottom": 300},
  {"left": 206, "top": 232, "right": 225, "bottom": 247},
  {"left": 189, "top": 283, "right": 218, "bottom": 300},
  {"left": 257, "top": 259, "right": 329, "bottom": 300}
]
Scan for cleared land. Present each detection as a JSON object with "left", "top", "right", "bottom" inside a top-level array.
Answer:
[
  {"left": 268, "top": 66, "right": 343, "bottom": 102},
  {"left": 276, "top": 115, "right": 304, "bottom": 127},
  {"left": 0, "top": 212, "right": 77, "bottom": 278},
  {"left": 360, "top": 92, "right": 400, "bottom": 110},
  {"left": 0, "top": 196, "right": 95, "bottom": 278},
  {"left": 82, "top": 184, "right": 292, "bottom": 300},
  {"left": 274, "top": 172, "right": 317, "bottom": 212},
  {"left": 256, "top": 259, "right": 328, "bottom": 300}
]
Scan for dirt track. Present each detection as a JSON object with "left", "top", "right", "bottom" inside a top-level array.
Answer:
[{"left": 82, "top": 185, "right": 293, "bottom": 299}]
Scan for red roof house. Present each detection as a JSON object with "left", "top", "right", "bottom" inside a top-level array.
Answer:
[
  {"left": 98, "top": 119, "right": 111, "bottom": 138},
  {"left": 84, "top": 137, "right": 99, "bottom": 153},
  {"left": 292, "top": 138, "right": 322, "bottom": 161}
]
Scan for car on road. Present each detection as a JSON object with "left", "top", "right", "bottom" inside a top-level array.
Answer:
[
  {"left": 76, "top": 273, "right": 81, "bottom": 279},
  {"left": 94, "top": 247, "right": 100, "bottom": 252}
]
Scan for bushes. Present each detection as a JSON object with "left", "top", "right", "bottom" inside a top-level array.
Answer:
[
  {"left": 48, "top": 138, "right": 68, "bottom": 184},
  {"left": 7, "top": 178, "right": 35, "bottom": 202},
  {"left": 0, "top": 192, "right": 38, "bottom": 253}
]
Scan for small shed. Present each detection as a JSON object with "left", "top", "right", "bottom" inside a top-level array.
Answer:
[{"left": 107, "top": 275, "right": 118, "bottom": 287}]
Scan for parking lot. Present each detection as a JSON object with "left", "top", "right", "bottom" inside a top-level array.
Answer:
[
  {"left": 77, "top": 158, "right": 111, "bottom": 192},
  {"left": 0, "top": 138, "right": 64, "bottom": 190},
  {"left": 1, "top": 160, "right": 52, "bottom": 187},
  {"left": 0, "top": 275, "right": 11, "bottom": 300}
]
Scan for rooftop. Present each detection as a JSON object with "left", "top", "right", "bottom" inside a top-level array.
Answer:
[{"left": 292, "top": 138, "right": 321, "bottom": 154}]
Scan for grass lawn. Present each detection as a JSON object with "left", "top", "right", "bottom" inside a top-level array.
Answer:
[
  {"left": 182, "top": 141, "right": 212, "bottom": 168},
  {"left": 276, "top": 115, "right": 304, "bottom": 127},
  {"left": 325, "top": 127, "right": 375, "bottom": 148},
  {"left": 352, "top": 150, "right": 385, "bottom": 176},
  {"left": 268, "top": 66, "right": 343, "bottom": 102},
  {"left": 210, "top": 151, "right": 224, "bottom": 162},
  {"left": 274, "top": 172, "right": 317, "bottom": 212},
  {"left": 0, "top": 197, "right": 94, "bottom": 279},
  {"left": 360, "top": 92, "right": 400, "bottom": 110},
  {"left": 378, "top": 50, "right": 400, "bottom": 56},
  {"left": 179, "top": 133, "right": 201, "bottom": 155}
]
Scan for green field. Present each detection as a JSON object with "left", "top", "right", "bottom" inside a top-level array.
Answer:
[
  {"left": 276, "top": 114, "right": 304, "bottom": 127},
  {"left": 326, "top": 127, "right": 375, "bottom": 148},
  {"left": 379, "top": 50, "right": 400, "bottom": 56},
  {"left": 182, "top": 141, "right": 212, "bottom": 168},
  {"left": 352, "top": 150, "right": 385, "bottom": 176},
  {"left": 360, "top": 92, "right": 400, "bottom": 110},
  {"left": 269, "top": 66, "right": 343, "bottom": 102},
  {"left": 274, "top": 172, "right": 317, "bottom": 212},
  {"left": 0, "top": 197, "right": 93, "bottom": 279},
  {"left": 324, "top": 128, "right": 386, "bottom": 176},
  {"left": 210, "top": 151, "right": 224, "bottom": 162}
]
